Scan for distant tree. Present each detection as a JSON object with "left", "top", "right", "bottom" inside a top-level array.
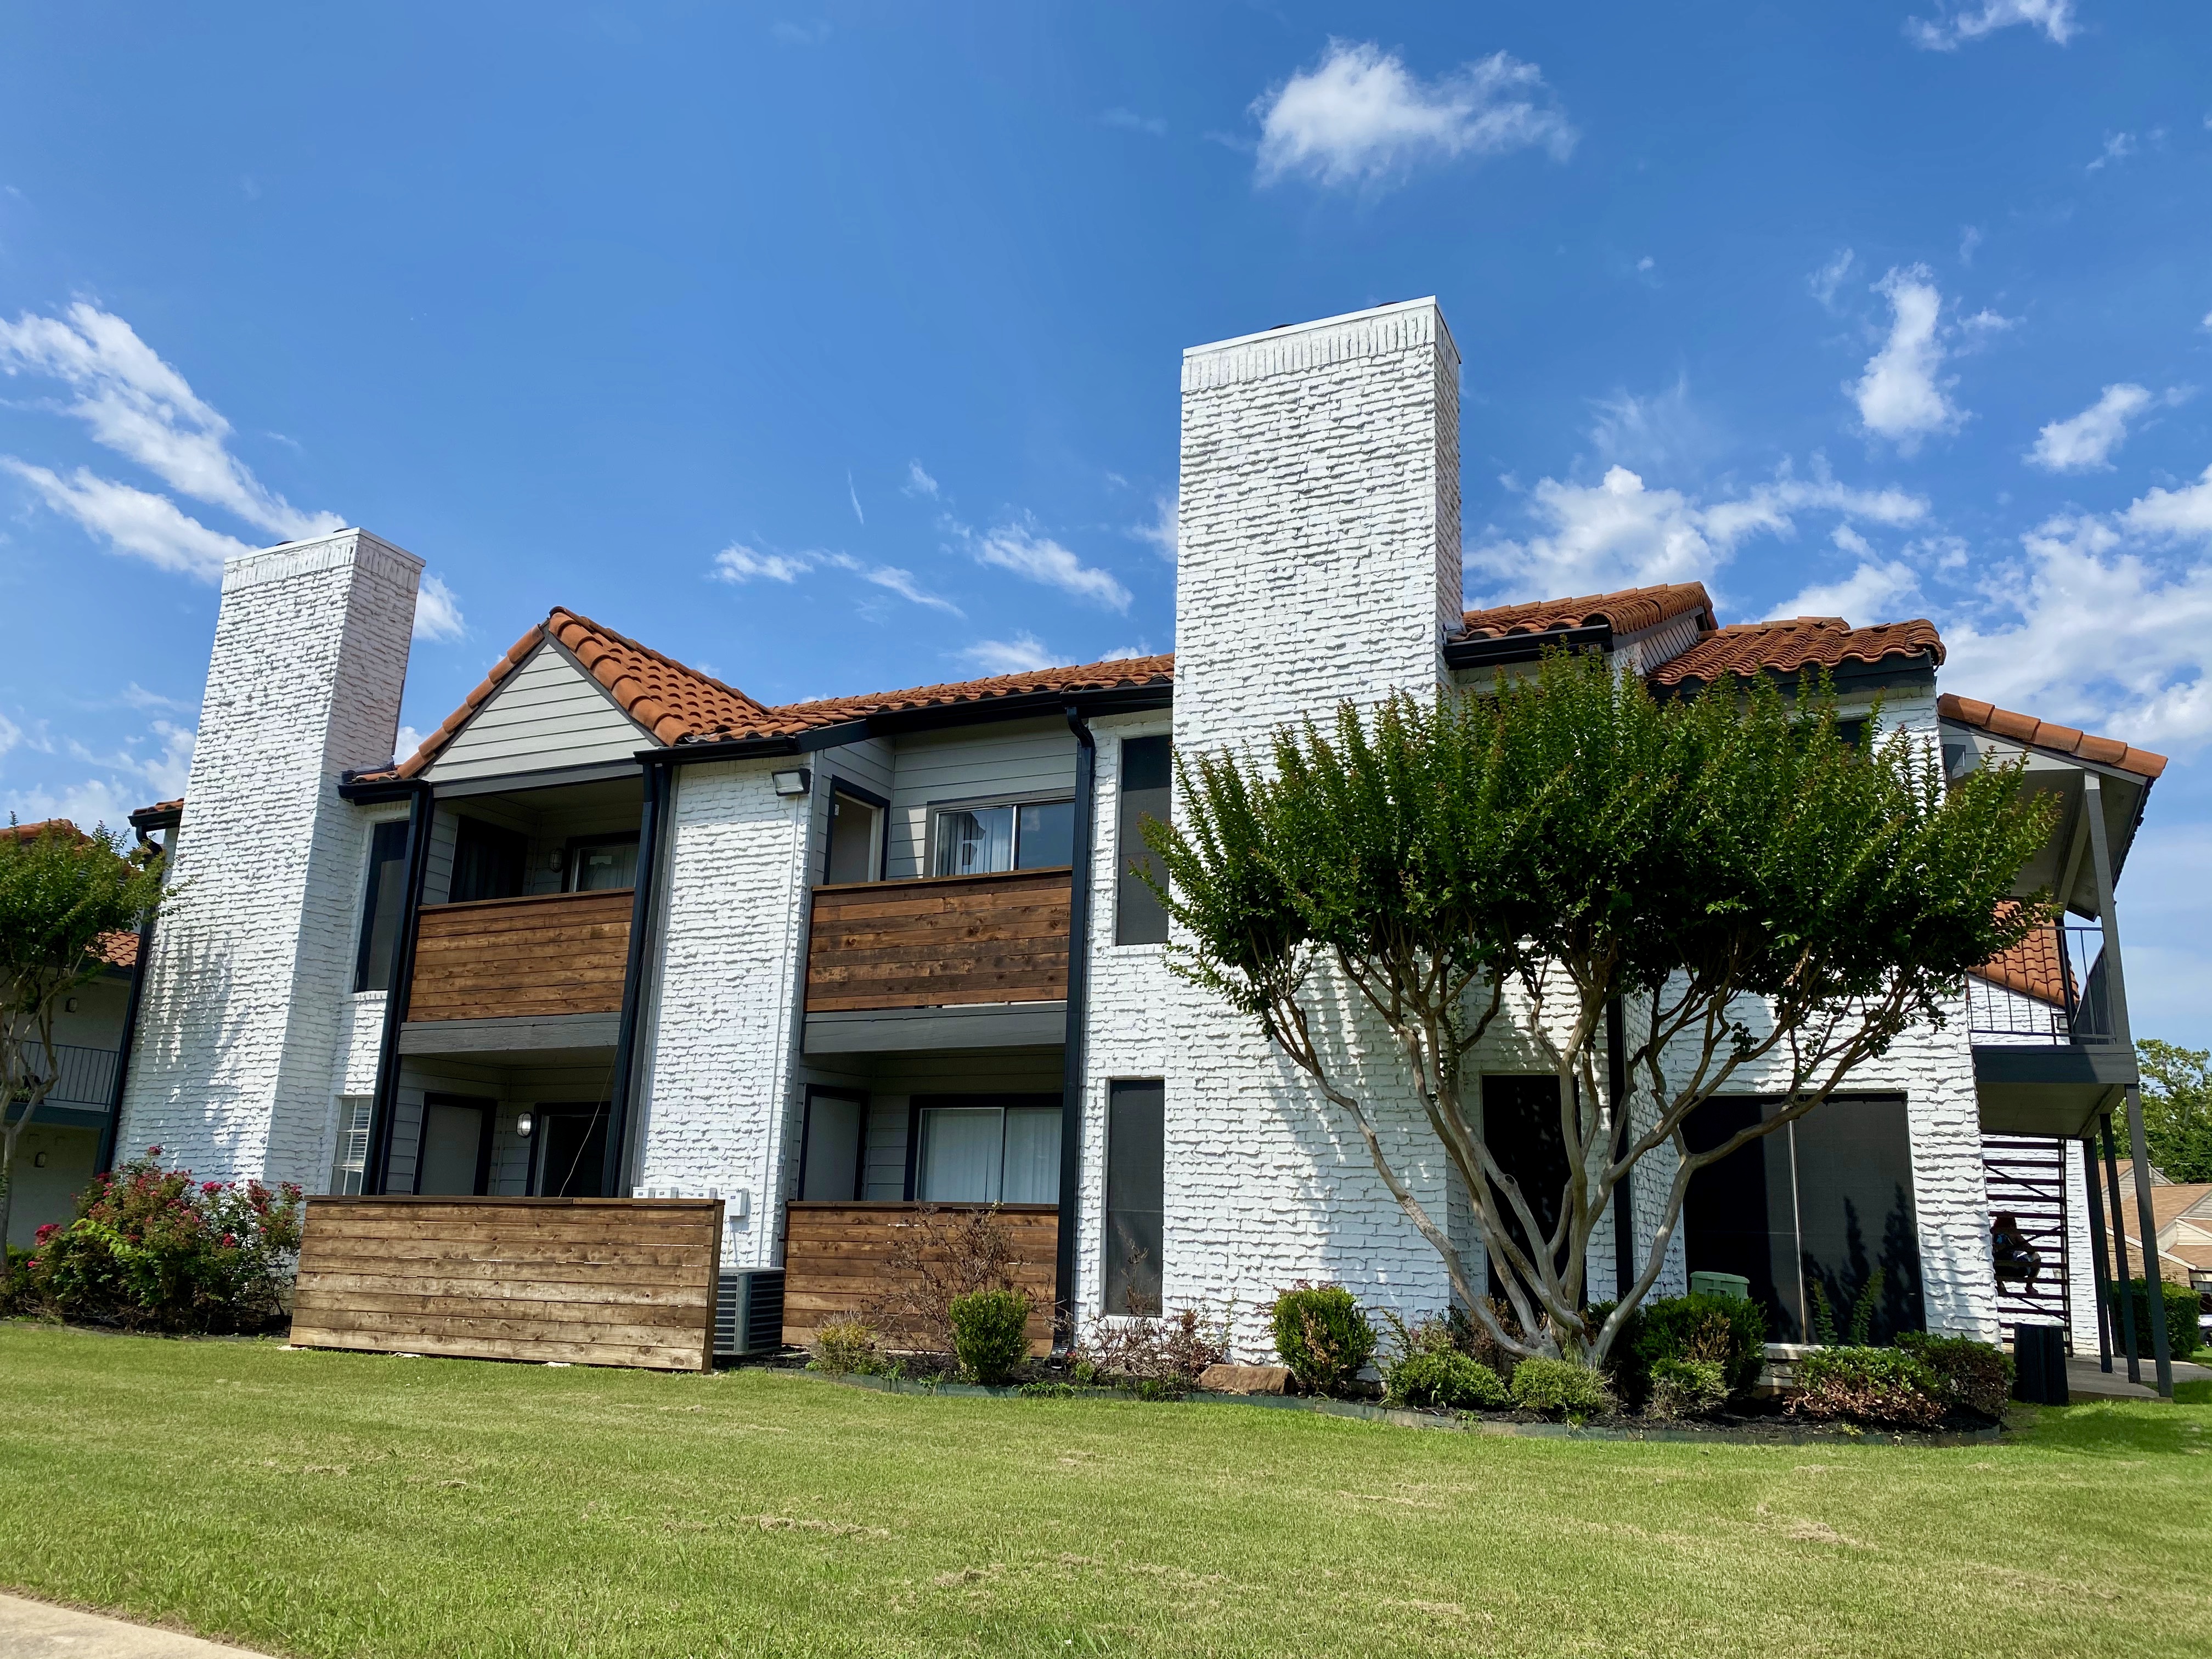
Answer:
[
  {"left": 1149, "top": 650, "right": 2052, "bottom": 1366},
  {"left": 1, "top": 822, "right": 167, "bottom": 1248},
  {"left": 2134, "top": 1039, "right": 2212, "bottom": 1184}
]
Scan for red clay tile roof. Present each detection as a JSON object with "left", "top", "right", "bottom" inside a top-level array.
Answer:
[
  {"left": 1971, "top": 905, "right": 2071, "bottom": 1007},
  {"left": 1647, "top": 617, "right": 1945, "bottom": 689},
  {"left": 1937, "top": 693, "right": 2168, "bottom": 781},
  {"left": 379, "top": 609, "right": 1176, "bottom": 777},
  {"left": 96, "top": 930, "right": 139, "bottom": 969},
  {"left": 1460, "top": 583, "right": 1716, "bottom": 641},
  {"left": 391, "top": 608, "right": 775, "bottom": 778},
  {"left": 1, "top": 818, "right": 87, "bottom": 843},
  {"left": 719, "top": 656, "right": 1175, "bottom": 743}
]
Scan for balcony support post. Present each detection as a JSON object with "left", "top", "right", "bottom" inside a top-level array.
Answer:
[
  {"left": 2080, "top": 1134, "right": 2115, "bottom": 1372},
  {"left": 363, "top": 782, "right": 434, "bottom": 1195},
  {"left": 1053, "top": 707, "right": 1095, "bottom": 1343},
  {"left": 603, "top": 759, "right": 672, "bottom": 1200},
  {"left": 2082, "top": 772, "right": 2171, "bottom": 1396},
  {"left": 2101, "top": 1110, "right": 2141, "bottom": 1381}
]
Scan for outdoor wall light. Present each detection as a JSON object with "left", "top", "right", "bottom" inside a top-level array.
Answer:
[
  {"left": 772, "top": 769, "right": 812, "bottom": 797},
  {"left": 32, "top": 1150, "right": 48, "bottom": 1167},
  {"left": 515, "top": 1111, "right": 535, "bottom": 1139}
]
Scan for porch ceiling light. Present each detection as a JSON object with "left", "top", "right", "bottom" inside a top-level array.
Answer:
[{"left": 772, "top": 769, "right": 812, "bottom": 797}]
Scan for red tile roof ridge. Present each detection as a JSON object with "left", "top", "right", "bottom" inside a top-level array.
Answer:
[
  {"left": 1938, "top": 692, "right": 2168, "bottom": 781},
  {"left": 1459, "top": 582, "right": 1716, "bottom": 641},
  {"left": 730, "top": 653, "right": 1176, "bottom": 739},
  {"left": 1648, "top": 616, "right": 1945, "bottom": 689}
]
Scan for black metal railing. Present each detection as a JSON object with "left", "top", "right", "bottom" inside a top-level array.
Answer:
[
  {"left": 10, "top": 1043, "right": 121, "bottom": 1111},
  {"left": 1968, "top": 922, "right": 2118, "bottom": 1046}
]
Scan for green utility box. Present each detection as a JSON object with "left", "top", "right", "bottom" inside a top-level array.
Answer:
[{"left": 1689, "top": 1271, "right": 1751, "bottom": 1302}]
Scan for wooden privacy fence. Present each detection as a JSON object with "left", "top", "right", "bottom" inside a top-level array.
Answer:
[
  {"left": 782, "top": 1201, "right": 1058, "bottom": 1354},
  {"left": 292, "top": 1197, "right": 721, "bottom": 1370},
  {"left": 805, "top": 868, "right": 1070, "bottom": 1012},
  {"left": 408, "top": 889, "right": 633, "bottom": 1023}
]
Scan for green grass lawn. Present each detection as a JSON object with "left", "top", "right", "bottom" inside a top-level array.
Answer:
[{"left": 1, "top": 1324, "right": 2207, "bottom": 1658}]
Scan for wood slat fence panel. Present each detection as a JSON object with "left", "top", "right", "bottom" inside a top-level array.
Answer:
[
  {"left": 408, "top": 890, "right": 633, "bottom": 1022},
  {"left": 805, "top": 869, "right": 1070, "bottom": 1012},
  {"left": 292, "top": 1197, "right": 721, "bottom": 1370},
  {"left": 782, "top": 1201, "right": 1058, "bottom": 1354}
]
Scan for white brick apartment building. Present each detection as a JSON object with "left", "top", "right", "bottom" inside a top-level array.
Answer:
[{"left": 106, "top": 298, "right": 2177, "bottom": 1379}]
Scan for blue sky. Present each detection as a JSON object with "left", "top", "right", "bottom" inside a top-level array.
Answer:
[{"left": 4, "top": 3, "right": 2212, "bottom": 1036}]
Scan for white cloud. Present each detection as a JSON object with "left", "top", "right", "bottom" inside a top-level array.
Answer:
[
  {"left": 0, "top": 710, "right": 20, "bottom": 760},
  {"left": 847, "top": 471, "right": 865, "bottom": 525},
  {"left": 959, "top": 634, "right": 1058, "bottom": 676},
  {"left": 1252, "top": 40, "right": 1574, "bottom": 191},
  {"left": 1808, "top": 249, "right": 1856, "bottom": 311},
  {"left": 714, "top": 541, "right": 814, "bottom": 583},
  {"left": 4, "top": 718, "right": 197, "bottom": 832},
  {"left": 0, "top": 302, "right": 340, "bottom": 542},
  {"left": 968, "top": 519, "right": 1131, "bottom": 610},
  {"left": 1585, "top": 378, "right": 1721, "bottom": 475},
  {"left": 1940, "top": 475, "right": 2212, "bottom": 746},
  {"left": 1129, "top": 493, "right": 1177, "bottom": 562},
  {"left": 1765, "top": 559, "right": 1923, "bottom": 623},
  {"left": 1468, "top": 464, "right": 1926, "bottom": 602},
  {"left": 1959, "top": 226, "right": 1983, "bottom": 267},
  {"left": 1851, "top": 266, "right": 1961, "bottom": 451},
  {"left": 1099, "top": 642, "right": 1153, "bottom": 662},
  {"left": 1905, "top": 0, "right": 2076, "bottom": 50},
  {"left": 848, "top": 561, "right": 963, "bottom": 616},
  {"left": 2085, "top": 132, "right": 2135, "bottom": 172},
  {"left": 1103, "top": 108, "right": 1167, "bottom": 137},
  {"left": 2027, "top": 383, "right": 2169, "bottom": 472},
  {"left": 413, "top": 573, "right": 466, "bottom": 641},
  {"left": 1, "top": 460, "right": 253, "bottom": 579},
  {"left": 902, "top": 460, "right": 940, "bottom": 499},
  {"left": 394, "top": 725, "right": 427, "bottom": 763}
]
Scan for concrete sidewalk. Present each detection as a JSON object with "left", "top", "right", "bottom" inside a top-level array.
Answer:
[
  {"left": 0, "top": 1593, "right": 270, "bottom": 1657},
  {"left": 2066, "top": 1355, "right": 2211, "bottom": 1400}
]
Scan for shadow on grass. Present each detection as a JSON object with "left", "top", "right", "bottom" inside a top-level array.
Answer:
[{"left": 2012, "top": 1387, "right": 2212, "bottom": 1457}]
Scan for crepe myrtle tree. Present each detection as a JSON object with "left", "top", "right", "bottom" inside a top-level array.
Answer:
[
  {"left": 1146, "top": 650, "right": 2053, "bottom": 1367},
  {"left": 0, "top": 821, "right": 167, "bottom": 1249}
]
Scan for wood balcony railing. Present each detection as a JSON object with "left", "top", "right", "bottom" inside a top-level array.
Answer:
[
  {"left": 804, "top": 867, "right": 1070, "bottom": 1013},
  {"left": 782, "top": 1201, "right": 1058, "bottom": 1353},
  {"left": 408, "top": 889, "right": 633, "bottom": 1023}
]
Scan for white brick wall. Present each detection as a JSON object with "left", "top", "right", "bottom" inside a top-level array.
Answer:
[
  {"left": 120, "top": 531, "right": 419, "bottom": 1188},
  {"left": 630, "top": 758, "right": 813, "bottom": 1266}
]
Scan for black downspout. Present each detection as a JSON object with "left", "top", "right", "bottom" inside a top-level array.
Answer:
[
  {"left": 95, "top": 825, "right": 167, "bottom": 1176},
  {"left": 602, "top": 760, "right": 671, "bottom": 1199},
  {"left": 2080, "top": 1134, "right": 2115, "bottom": 1373},
  {"left": 2101, "top": 1111, "right": 2141, "bottom": 1383},
  {"left": 1608, "top": 997, "right": 1631, "bottom": 1303},
  {"left": 1054, "top": 706, "right": 1096, "bottom": 1342},
  {"left": 363, "top": 783, "right": 435, "bottom": 1195}
]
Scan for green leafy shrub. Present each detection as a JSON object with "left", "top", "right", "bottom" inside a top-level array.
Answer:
[
  {"left": 1269, "top": 1284, "right": 1376, "bottom": 1397},
  {"left": 1378, "top": 1312, "right": 1506, "bottom": 1409},
  {"left": 1508, "top": 1356, "right": 1613, "bottom": 1418},
  {"left": 1790, "top": 1345, "right": 1944, "bottom": 1428},
  {"left": 1610, "top": 1292, "right": 1768, "bottom": 1408},
  {"left": 807, "top": 1317, "right": 888, "bottom": 1376},
  {"left": 947, "top": 1288, "right": 1032, "bottom": 1385},
  {"left": 1895, "top": 1332, "right": 2013, "bottom": 1418},
  {"left": 0, "top": 1244, "right": 36, "bottom": 1316},
  {"left": 26, "top": 1151, "right": 301, "bottom": 1333},
  {"left": 2104, "top": 1279, "right": 2205, "bottom": 1360},
  {"left": 1647, "top": 1356, "right": 1730, "bottom": 1419}
]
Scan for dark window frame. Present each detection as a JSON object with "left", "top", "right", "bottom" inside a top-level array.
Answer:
[
  {"left": 796, "top": 1085, "right": 869, "bottom": 1201},
  {"left": 353, "top": 820, "right": 411, "bottom": 992},
  {"left": 450, "top": 814, "right": 531, "bottom": 904},
  {"left": 1104, "top": 1078, "right": 1166, "bottom": 1318},
  {"left": 923, "top": 794, "right": 1076, "bottom": 878},
  {"left": 1114, "top": 735, "right": 1172, "bottom": 946},
  {"left": 901, "top": 1091, "right": 1064, "bottom": 1203},
  {"left": 562, "top": 830, "right": 641, "bottom": 894},
  {"left": 414, "top": 1092, "right": 496, "bottom": 1197}
]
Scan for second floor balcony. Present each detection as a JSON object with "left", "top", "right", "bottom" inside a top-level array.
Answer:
[
  {"left": 407, "top": 888, "right": 633, "bottom": 1024},
  {"left": 803, "top": 868, "right": 1070, "bottom": 1050}
]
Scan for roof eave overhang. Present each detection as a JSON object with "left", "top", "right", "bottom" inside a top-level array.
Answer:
[
  {"left": 127, "top": 802, "right": 183, "bottom": 832},
  {"left": 1442, "top": 622, "right": 1612, "bottom": 670}
]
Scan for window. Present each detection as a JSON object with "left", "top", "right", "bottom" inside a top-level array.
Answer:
[
  {"left": 1683, "top": 1093, "right": 1923, "bottom": 1344},
  {"left": 929, "top": 799, "right": 1074, "bottom": 877},
  {"left": 798, "top": 1087, "right": 866, "bottom": 1200},
  {"left": 1480, "top": 1075, "right": 1573, "bottom": 1308},
  {"left": 912, "top": 1095, "right": 1061, "bottom": 1203},
  {"left": 531, "top": 1103, "right": 611, "bottom": 1197},
  {"left": 329, "top": 1096, "right": 372, "bottom": 1194},
  {"left": 824, "top": 790, "right": 884, "bottom": 884},
  {"left": 1105, "top": 1080, "right": 1165, "bottom": 1316},
  {"left": 1115, "top": 736, "right": 1171, "bottom": 945},
  {"left": 565, "top": 833, "right": 639, "bottom": 892},
  {"left": 353, "top": 821, "right": 410, "bottom": 992},
  {"left": 452, "top": 816, "right": 528, "bottom": 902}
]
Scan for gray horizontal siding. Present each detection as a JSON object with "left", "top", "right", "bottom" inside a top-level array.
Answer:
[
  {"left": 885, "top": 719, "right": 1077, "bottom": 879},
  {"left": 426, "top": 644, "right": 653, "bottom": 783}
]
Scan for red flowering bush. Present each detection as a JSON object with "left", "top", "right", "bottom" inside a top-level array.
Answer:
[{"left": 23, "top": 1148, "right": 303, "bottom": 1333}]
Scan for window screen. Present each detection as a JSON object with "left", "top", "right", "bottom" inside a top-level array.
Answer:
[
  {"left": 1105, "top": 1080, "right": 1165, "bottom": 1317},
  {"left": 1115, "top": 736, "right": 1171, "bottom": 945},
  {"left": 353, "top": 821, "right": 410, "bottom": 992}
]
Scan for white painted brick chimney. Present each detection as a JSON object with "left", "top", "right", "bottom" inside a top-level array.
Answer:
[
  {"left": 1157, "top": 299, "right": 1468, "bottom": 1351},
  {"left": 121, "top": 530, "right": 421, "bottom": 1188}
]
